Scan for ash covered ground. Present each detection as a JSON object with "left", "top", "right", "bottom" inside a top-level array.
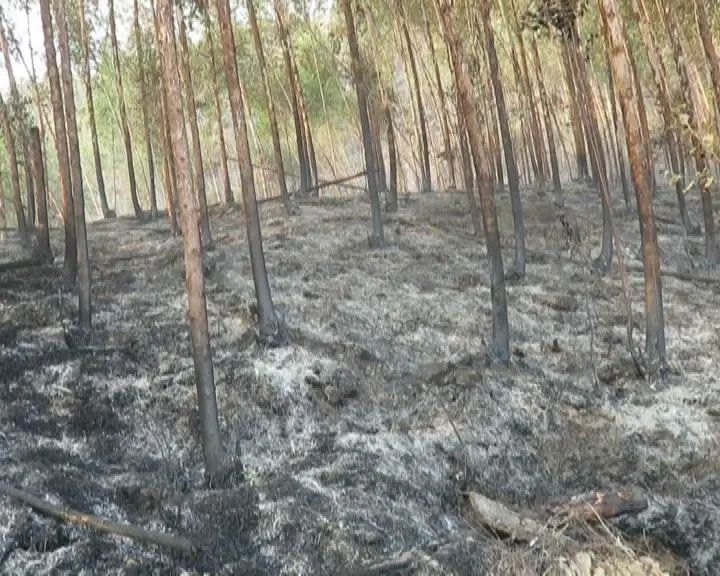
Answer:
[{"left": 0, "top": 183, "right": 718, "bottom": 574}]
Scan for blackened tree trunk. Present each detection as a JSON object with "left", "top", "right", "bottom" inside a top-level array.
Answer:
[
  {"left": 438, "top": 0, "right": 510, "bottom": 363},
  {"left": 55, "top": 0, "right": 92, "bottom": 329},
  {"left": 0, "top": 93, "right": 27, "bottom": 243},
  {"left": 599, "top": 0, "right": 665, "bottom": 369},
  {"left": 369, "top": 94, "right": 388, "bottom": 197},
  {"left": 385, "top": 101, "right": 399, "bottom": 212},
  {"left": 178, "top": 10, "right": 213, "bottom": 249},
  {"left": 659, "top": 0, "right": 717, "bottom": 265},
  {"left": 110, "top": 0, "right": 144, "bottom": 219},
  {"left": 339, "top": 0, "right": 385, "bottom": 247},
  {"left": 247, "top": 0, "right": 291, "bottom": 213},
  {"left": 481, "top": 3, "right": 525, "bottom": 279},
  {"left": 29, "top": 127, "right": 51, "bottom": 261},
  {"left": 275, "top": 0, "right": 309, "bottom": 197},
  {"left": 40, "top": 0, "right": 78, "bottom": 285},
  {"left": 133, "top": 0, "right": 158, "bottom": 219},
  {"left": 294, "top": 57, "right": 319, "bottom": 190},
  {"left": 398, "top": 1, "right": 431, "bottom": 193},
  {"left": 155, "top": 0, "right": 228, "bottom": 484},
  {"left": 79, "top": 0, "right": 112, "bottom": 219},
  {"left": 0, "top": 165, "right": 6, "bottom": 238},
  {"left": 216, "top": 0, "right": 285, "bottom": 343},
  {"left": 203, "top": 7, "right": 234, "bottom": 205}
]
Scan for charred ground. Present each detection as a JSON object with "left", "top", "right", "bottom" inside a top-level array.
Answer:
[{"left": 0, "top": 183, "right": 718, "bottom": 575}]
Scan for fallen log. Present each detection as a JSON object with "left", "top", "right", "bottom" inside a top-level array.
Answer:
[
  {"left": 549, "top": 491, "right": 648, "bottom": 526},
  {"left": 467, "top": 492, "right": 546, "bottom": 542},
  {"left": 0, "top": 258, "right": 46, "bottom": 273},
  {"left": 467, "top": 490, "right": 647, "bottom": 543},
  {"left": 0, "top": 483, "right": 195, "bottom": 555}
]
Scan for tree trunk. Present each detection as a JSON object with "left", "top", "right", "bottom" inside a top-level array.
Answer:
[
  {"left": 620, "top": 18, "right": 655, "bottom": 197},
  {"left": 79, "top": 0, "right": 112, "bottom": 219},
  {"left": 457, "top": 107, "right": 481, "bottom": 236},
  {"left": 29, "top": 128, "right": 51, "bottom": 261},
  {"left": 247, "top": 0, "right": 291, "bottom": 214},
  {"left": 0, "top": 17, "right": 35, "bottom": 232},
  {"left": 633, "top": 0, "right": 693, "bottom": 232},
  {"left": 133, "top": 0, "right": 158, "bottom": 219},
  {"left": 274, "top": 0, "right": 309, "bottom": 197},
  {"left": 438, "top": 0, "right": 510, "bottom": 363},
  {"left": 110, "top": 0, "right": 143, "bottom": 219},
  {"left": 55, "top": 0, "right": 92, "bottom": 329},
  {"left": 599, "top": 0, "right": 665, "bottom": 369},
  {"left": 481, "top": 3, "right": 525, "bottom": 278},
  {"left": 530, "top": 35, "right": 562, "bottom": 197},
  {"left": 295, "top": 58, "right": 319, "bottom": 190},
  {"left": 561, "top": 42, "right": 589, "bottom": 180},
  {"left": 479, "top": 59, "right": 504, "bottom": 190},
  {"left": 340, "top": 0, "right": 385, "bottom": 247},
  {"left": 203, "top": 8, "right": 234, "bottom": 206},
  {"left": 604, "top": 49, "right": 632, "bottom": 209},
  {"left": 155, "top": 0, "right": 228, "bottom": 484},
  {"left": 39, "top": 0, "right": 77, "bottom": 285},
  {"left": 658, "top": 0, "right": 718, "bottom": 265},
  {"left": 25, "top": 6, "right": 50, "bottom": 220},
  {"left": 178, "top": 10, "right": 213, "bottom": 250},
  {"left": 507, "top": 44, "right": 541, "bottom": 185},
  {"left": 504, "top": 0, "right": 547, "bottom": 188},
  {"left": 0, "top": 165, "right": 6, "bottom": 239},
  {"left": 568, "top": 32, "right": 614, "bottom": 273},
  {"left": 385, "top": 102, "right": 399, "bottom": 212},
  {"left": 424, "top": 7, "right": 455, "bottom": 189},
  {"left": 398, "top": 2, "right": 431, "bottom": 193},
  {"left": 0, "top": 93, "right": 27, "bottom": 243},
  {"left": 369, "top": 95, "right": 388, "bottom": 197},
  {"left": 216, "top": 0, "right": 285, "bottom": 343},
  {"left": 150, "top": 0, "right": 178, "bottom": 235},
  {"left": 694, "top": 0, "right": 720, "bottom": 145}
]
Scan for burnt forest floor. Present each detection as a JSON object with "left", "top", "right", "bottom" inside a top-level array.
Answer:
[{"left": 0, "top": 180, "right": 719, "bottom": 575}]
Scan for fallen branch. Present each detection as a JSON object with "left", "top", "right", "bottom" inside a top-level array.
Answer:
[
  {"left": 527, "top": 249, "right": 720, "bottom": 286},
  {"left": 355, "top": 550, "right": 417, "bottom": 574},
  {"left": 627, "top": 264, "right": 720, "bottom": 286},
  {"left": 0, "top": 483, "right": 195, "bottom": 555},
  {"left": 307, "top": 170, "right": 367, "bottom": 192},
  {"left": 257, "top": 195, "right": 284, "bottom": 205}
]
